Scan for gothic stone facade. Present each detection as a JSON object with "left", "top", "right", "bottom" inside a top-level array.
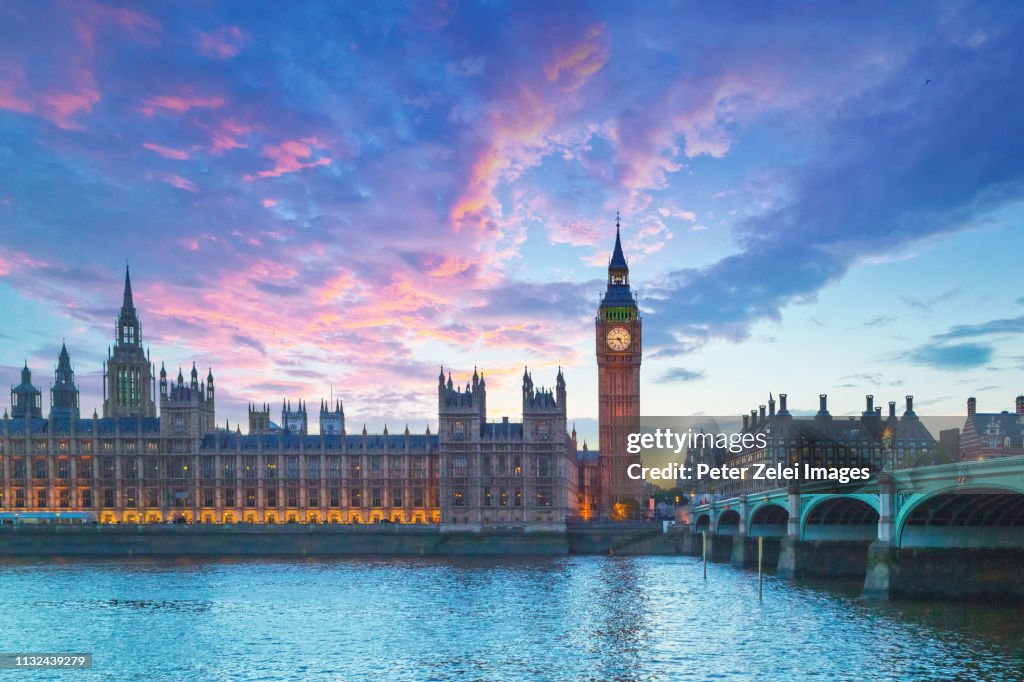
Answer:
[{"left": 1, "top": 267, "right": 582, "bottom": 528}]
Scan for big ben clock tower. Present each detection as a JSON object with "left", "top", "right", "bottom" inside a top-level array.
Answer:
[{"left": 596, "top": 214, "right": 642, "bottom": 516}]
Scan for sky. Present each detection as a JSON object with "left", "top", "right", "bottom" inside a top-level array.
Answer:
[{"left": 1, "top": 1, "right": 1023, "bottom": 445}]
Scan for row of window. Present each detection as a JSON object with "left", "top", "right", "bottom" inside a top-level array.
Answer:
[
  {"left": 0, "top": 455, "right": 435, "bottom": 480},
  {"left": 451, "top": 488, "right": 554, "bottom": 507},
  {"left": 0, "top": 486, "right": 437, "bottom": 510}
]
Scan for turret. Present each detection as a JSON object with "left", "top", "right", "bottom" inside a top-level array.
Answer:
[
  {"left": 11, "top": 361, "right": 42, "bottom": 419},
  {"left": 319, "top": 398, "right": 344, "bottom": 435},
  {"left": 49, "top": 343, "right": 80, "bottom": 421}
]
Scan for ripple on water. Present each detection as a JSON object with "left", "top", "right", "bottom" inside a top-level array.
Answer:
[{"left": 0, "top": 556, "right": 1021, "bottom": 681}]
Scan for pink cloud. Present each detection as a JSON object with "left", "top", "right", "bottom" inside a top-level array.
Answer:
[
  {"left": 202, "top": 118, "right": 254, "bottom": 153},
  {"left": 244, "top": 137, "right": 332, "bottom": 180},
  {"left": 139, "top": 92, "right": 226, "bottom": 116},
  {"left": 163, "top": 174, "right": 196, "bottom": 192},
  {"left": 262, "top": 198, "right": 277, "bottom": 208},
  {"left": 143, "top": 142, "right": 190, "bottom": 160},
  {"left": 0, "top": 248, "right": 47, "bottom": 277},
  {"left": 197, "top": 26, "right": 248, "bottom": 59},
  {"left": 0, "top": 63, "right": 100, "bottom": 130},
  {"left": 543, "top": 25, "right": 608, "bottom": 92},
  {"left": 422, "top": 256, "right": 473, "bottom": 279}
]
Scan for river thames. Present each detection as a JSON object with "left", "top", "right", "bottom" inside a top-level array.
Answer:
[{"left": 1, "top": 556, "right": 1021, "bottom": 681}]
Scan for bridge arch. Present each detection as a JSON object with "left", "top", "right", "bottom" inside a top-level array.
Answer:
[
  {"left": 716, "top": 508, "right": 741, "bottom": 535},
  {"left": 748, "top": 502, "right": 788, "bottom": 537},
  {"left": 801, "top": 494, "right": 879, "bottom": 541},
  {"left": 897, "top": 485, "right": 1024, "bottom": 548},
  {"left": 694, "top": 512, "right": 711, "bottom": 532}
]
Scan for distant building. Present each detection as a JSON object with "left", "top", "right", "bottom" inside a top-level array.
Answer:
[
  {"left": 959, "top": 396, "right": 1024, "bottom": 460},
  {"left": 939, "top": 428, "right": 961, "bottom": 462},
  {"left": 686, "top": 393, "right": 938, "bottom": 499}
]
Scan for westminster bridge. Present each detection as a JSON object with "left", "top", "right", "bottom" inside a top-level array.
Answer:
[{"left": 686, "top": 455, "right": 1024, "bottom": 599}]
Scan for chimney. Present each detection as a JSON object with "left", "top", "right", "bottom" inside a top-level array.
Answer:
[
  {"left": 818, "top": 394, "right": 828, "bottom": 415},
  {"left": 769, "top": 395, "right": 776, "bottom": 417},
  {"left": 751, "top": 409, "right": 758, "bottom": 428},
  {"left": 905, "top": 395, "right": 915, "bottom": 415},
  {"left": 742, "top": 414, "right": 749, "bottom": 430},
  {"left": 875, "top": 407, "right": 881, "bottom": 417},
  {"left": 759, "top": 405, "right": 766, "bottom": 424},
  {"left": 1016, "top": 395, "right": 1024, "bottom": 416},
  {"left": 889, "top": 401, "right": 896, "bottom": 419},
  {"left": 967, "top": 397, "right": 977, "bottom": 416},
  {"left": 779, "top": 394, "right": 788, "bottom": 414},
  {"left": 865, "top": 395, "right": 874, "bottom": 414}
]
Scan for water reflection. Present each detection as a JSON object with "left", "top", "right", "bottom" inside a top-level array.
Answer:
[{"left": 0, "top": 556, "right": 1021, "bottom": 681}]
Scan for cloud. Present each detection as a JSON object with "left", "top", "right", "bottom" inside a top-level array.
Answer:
[
  {"left": 932, "top": 315, "right": 1024, "bottom": 341},
  {"left": 904, "top": 343, "right": 993, "bottom": 370},
  {"left": 162, "top": 174, "right": 196, "bottom": 192},
  {"left": 143, "top": 142, "right": 190, "bottom": 160},
  {"left": 138, "top": 92, "right": 226, "bottom": 116},
  {"left": 901, "top": 288, "right": 964, "bottom": 313},
  {"left": 543, "top": 25, "right": 608, "bottom": 92},
  {"left": 244, "top": 138, "right": 332, "bottom": 180},
  {"left": 660, "top": 367, "right": 705, "bottom": 383},
  {"left": 645, "top": 26, "right": 1024, "bottom": 352},
  {"left": 198, "top": 26, "right": 248, "bottom": 59}
]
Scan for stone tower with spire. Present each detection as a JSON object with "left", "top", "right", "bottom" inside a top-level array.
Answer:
[
  {"left": 50, "top": 343, "right": 80, "bottom": 421},
  {"left": 10, "top": 362, "right": 42, "bottom": 419},
  {"left": 596, "top": 214, "right": 643, "bottom": 516},
  {"left": 103, "top": 266, "right": 156, "bottom": 418}
]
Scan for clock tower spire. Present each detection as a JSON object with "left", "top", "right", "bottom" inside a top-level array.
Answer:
[{"left": 596, "top": 213, "right": 642, "bottom": 518}]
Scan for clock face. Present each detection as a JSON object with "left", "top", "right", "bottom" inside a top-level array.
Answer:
[{"left": 606, "top": 327, "right": 631, "bottom": 351}]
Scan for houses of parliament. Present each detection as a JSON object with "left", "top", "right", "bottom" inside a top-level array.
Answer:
[{"left": 0, "top": 225, "right": 644, "bottom": 526}]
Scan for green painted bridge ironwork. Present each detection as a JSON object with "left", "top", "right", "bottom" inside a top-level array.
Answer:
[{"left": 689, "top": 455, "right": 1024, "bottom": 548}]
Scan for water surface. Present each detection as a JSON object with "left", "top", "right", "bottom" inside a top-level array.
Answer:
[{"left": 1, "top": 556, "right": 1021, "bottom": 680}]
